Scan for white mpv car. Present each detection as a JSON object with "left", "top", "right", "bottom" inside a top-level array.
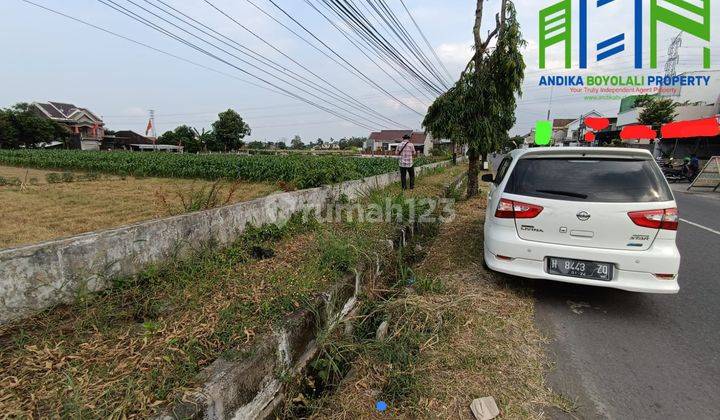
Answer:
[{"left": 483, "top": 148, "right": 680, "bottom": 294}]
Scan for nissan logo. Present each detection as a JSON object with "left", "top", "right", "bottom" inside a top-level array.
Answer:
[{"left": 577, "top": 211, "right": 591, "bottom": 221}]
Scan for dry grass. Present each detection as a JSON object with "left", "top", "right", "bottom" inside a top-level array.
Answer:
[
  {"left": 312, "top": 189, "right": 572, "bottom": 419},
  {"left": 0, "top": 165, "right": 278, "bottom": 249}
]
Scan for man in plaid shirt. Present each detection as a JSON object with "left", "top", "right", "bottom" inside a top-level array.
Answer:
[{"left": 397, "top": 134, "right": 416, "bottom": 190}]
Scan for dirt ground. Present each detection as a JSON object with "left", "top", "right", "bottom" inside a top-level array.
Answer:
[{"left": 0, "top": 166, "right": 278, "bottom": 249}]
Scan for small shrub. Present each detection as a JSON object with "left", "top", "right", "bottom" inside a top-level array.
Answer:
[
  {"left": 46, "top": 173, "right": 62, "bottom": 183},
  {"left": 318, "top": 234, "right": 357, "bottom": 274},
  {"left": 0, "top": 176, "right": 21, "bottom": 186},
  {"left": 46, "top": 172, "right": 77, "bottom": 183},
  {"left": 413, "top": 275, "right": 445, "bottom": 295},
  {"left": 80, "top": 172, "right": 101, "bottom": 182}
]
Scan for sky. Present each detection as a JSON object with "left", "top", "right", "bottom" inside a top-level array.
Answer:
[{"left": 1, "top": 0, "right": 718, "bottom": 143}]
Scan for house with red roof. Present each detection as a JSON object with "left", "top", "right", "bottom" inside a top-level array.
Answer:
[{"left": 368, "top": 130, "right": 433, "bottom": 156}]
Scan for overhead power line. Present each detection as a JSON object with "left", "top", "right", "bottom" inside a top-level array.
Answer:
[
  {"left": 261, "top": 0, "right": 426, "bottom": 116},
  {"left": 95, "top": 0, "right": 378, "bottom": 130},
  {"left": 366, "top": 0, "right": 450, "bottom": 87},
  {"left": 300, "top": 0, "right": 434, "bottom": 103},
  {"left": 19, "top": 0, "right": 290, "bottom": 99},
  {"left": 397, "top": 0, "right": 454, "bottom": 81},
  {"left": 316, "top": 0, "right": 445, "bottom": 95},
  {"left": 197, "top": 0, "right": 409, "bottom": 128},
  {"left": 119, "top": 0, "right": 397, "bottom": 129},
  {"left": 243, "top": 0, "right": 428, "bottom": 109}
]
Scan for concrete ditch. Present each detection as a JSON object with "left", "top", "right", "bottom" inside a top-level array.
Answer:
[{"left": 154, "top": 170, "right": 467, "bottom": 420}]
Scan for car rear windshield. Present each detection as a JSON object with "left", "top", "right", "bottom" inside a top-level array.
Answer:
[{"left": 504, "top": 158, "right": 673, "bottom": 202}]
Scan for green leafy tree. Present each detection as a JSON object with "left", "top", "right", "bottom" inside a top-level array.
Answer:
[
  {"left": 197, "top": 130, "right": 215, "bottom": 153},
  {"left": 275, "top": 141, "right": 287, "bottom": 150},
  {"left": 247, "top": 140, "right": 265, "bottom": 149},
  {"left": 423, "top": 0, "right": 525, "bottom": 197},
  {"left": 158, "top": 125, "right": 202, "bottom": 153},
  {"left": 211, "top": 109, "right": 251, "bottom": 151},
  {"left": 0, "top": 103, "right": 68, "bottom": 149},
  {"left": 290, "top": 135, "right": 304, "bottom": 150},
  {"left": 636, "top": 95, "right": 678, "bottom": 128}
]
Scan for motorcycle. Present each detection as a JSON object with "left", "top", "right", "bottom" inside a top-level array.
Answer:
[{"left": 663, "top": 160, "right": 698, "bottom": 183}]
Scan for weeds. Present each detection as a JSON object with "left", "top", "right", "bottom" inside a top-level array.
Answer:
[
  {"left": 0, "top": 176, "right": 21, "bottom": 186},
  {"left": 309, "top": 194, "right": 570, "bottom": 419},
  {"left": 45, "top": 171, "right": 101, "bottom": 183},
  {"left": 155, "top": 179, "right": 242, "bottom": 215}
]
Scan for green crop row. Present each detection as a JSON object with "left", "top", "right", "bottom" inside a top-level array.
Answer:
[{"left": 0, "top": 150, "right": 436, "bottom": 189}]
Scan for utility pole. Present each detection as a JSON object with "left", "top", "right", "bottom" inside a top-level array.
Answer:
[{"left": 546, "top": 85, "right": 554, "bottom": 121}]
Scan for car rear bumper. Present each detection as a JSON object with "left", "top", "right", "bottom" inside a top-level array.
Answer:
[{"left": 484, "top": 226, "right": 681, "bottom": 294}]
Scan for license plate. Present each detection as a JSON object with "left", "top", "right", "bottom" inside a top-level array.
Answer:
[{"left": 547, "top": 257, "right": 613, "bottom": 281}]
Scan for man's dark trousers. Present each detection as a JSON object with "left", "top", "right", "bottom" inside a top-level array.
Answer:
[{"left": 400, "top": 166, "right": 415, "bottom": 190}]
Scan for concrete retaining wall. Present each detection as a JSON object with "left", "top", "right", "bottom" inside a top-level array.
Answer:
[{"left": 0, "top": 161, "right": 450, "bottom": 325}]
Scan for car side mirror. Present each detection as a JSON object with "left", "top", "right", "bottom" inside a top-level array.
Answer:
[{"left": 481, "top": 174, "right": 495, "bottom": 183}]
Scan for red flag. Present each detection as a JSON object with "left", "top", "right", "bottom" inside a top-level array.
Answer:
[{"left": 145, "top": 119, "right": 153, "bottom": 136}]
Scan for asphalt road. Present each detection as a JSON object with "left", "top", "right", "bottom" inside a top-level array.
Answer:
[{"left": 532, "top": 184, "right": 720, "bottom": 419}]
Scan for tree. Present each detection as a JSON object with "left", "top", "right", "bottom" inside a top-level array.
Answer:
[
  {"left": 290, "top": 135, "right": 304, "bottom": 150},
  {"left": 423, "top": 0, "right": 525, "bottom": 197},
  {"left": 636, "top": 95, "right": 678, "bottom": 128},
  {"left": 158, "top": 125, "right": 202, "bottom": 153},
  {"left": 211, "top": 109, "right": 251, "bottom": 151},
  {"left": 0, "top": 103, "right": 68, "bottom": 149},
  {"left": 275, "top": 141, "right": 287, "bottom": 150},
  {"left": 247, "top": 140, "right": 265, "bottom": 149},
  {"left": 198, "top": 130, "right": 215, "bottom": 153}
]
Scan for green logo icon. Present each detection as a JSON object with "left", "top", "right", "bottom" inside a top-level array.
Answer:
[{"left": 535, "top": 120, "right": 553, "bottom": 146}]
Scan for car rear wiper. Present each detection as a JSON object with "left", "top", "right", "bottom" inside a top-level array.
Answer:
[{"left": 536, "top": 189, "right": 588, "bottom": 199}]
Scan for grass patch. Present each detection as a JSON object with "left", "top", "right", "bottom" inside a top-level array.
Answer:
[{"left": 0, "top": 165, "right": 277, "bottom": 249}]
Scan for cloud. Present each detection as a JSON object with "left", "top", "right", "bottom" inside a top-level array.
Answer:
[
  {"left": 436, "top": 41, "right": 474, "bottom": 67},
  {"left": 383, "top": 96, "right": 427, "bottom": 114}
]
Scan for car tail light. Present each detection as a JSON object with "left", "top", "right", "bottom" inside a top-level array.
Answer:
[
  {"left": 654, "top": 273, "right": 677, "bottom": 280},
  {"left": 495, "top": 198, "right": 544, "bottom": 219},
  {"left": 628, "top": 208, "right": 678, "bottom": 231}
]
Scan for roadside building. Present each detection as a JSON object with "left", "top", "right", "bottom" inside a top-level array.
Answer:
[
  {"left": 30, "top": 101, "right": 105, "bottom": 150},
  {"left": 616, "top": 71, "right": 720, "bottom": 158},
  {"left": 524, "top": 115, "right": 605, "bottom": 148},
  {"left": 103, "top": 130, "right": 154, "bottom": 150},
  {"left": 368, "top": 130, "right": 433, "bottom": 156},
  {"left": 559, "top": 111, "right": 605, "bottom": 146}
]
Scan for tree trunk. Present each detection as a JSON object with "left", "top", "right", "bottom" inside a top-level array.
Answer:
[
  {"left": 473, "top": 0, "right": 485, "bottom": 70},
  {"left": 467, "top": 148, "right": 480, "bottom": 198}
]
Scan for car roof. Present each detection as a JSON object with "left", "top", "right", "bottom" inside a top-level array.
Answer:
[{"left": 510, "top": 147, "right": 653, "bottom": 160}]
